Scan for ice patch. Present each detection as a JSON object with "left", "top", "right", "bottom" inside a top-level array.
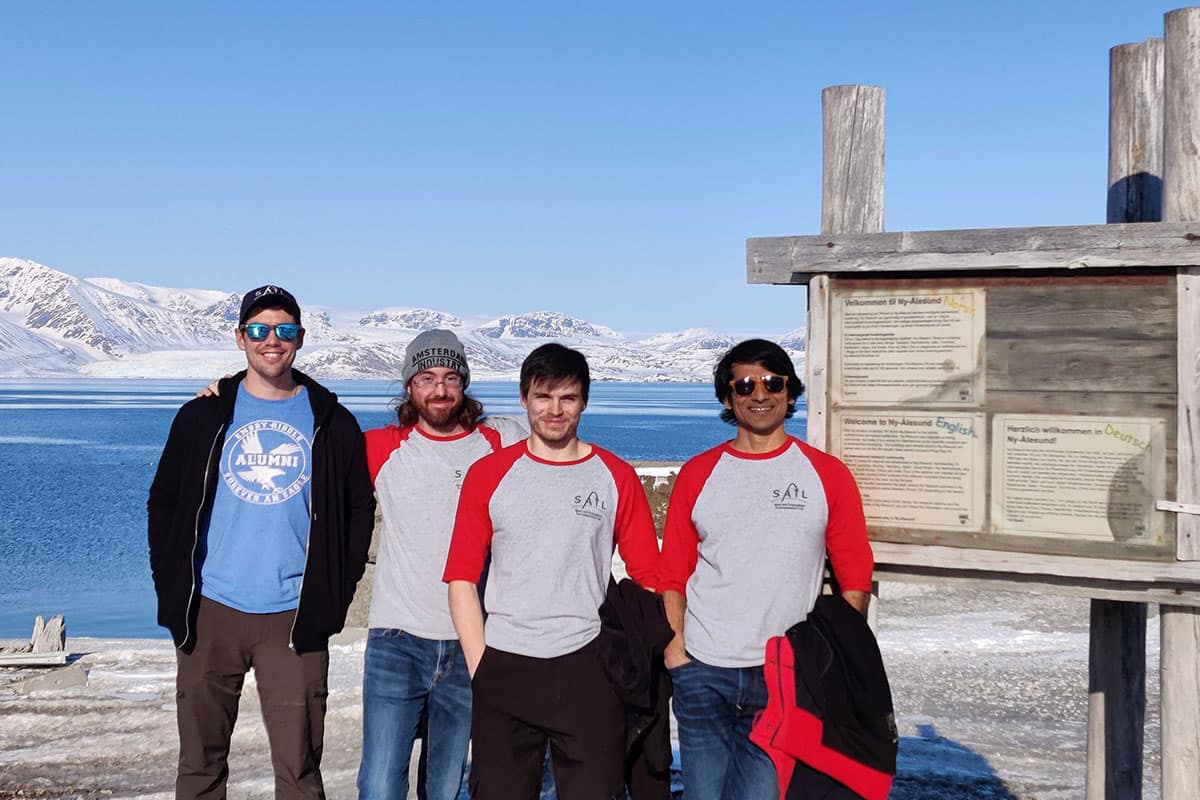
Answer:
[{"left": 0, "top": 435, "right": 93, "bottom": 445}]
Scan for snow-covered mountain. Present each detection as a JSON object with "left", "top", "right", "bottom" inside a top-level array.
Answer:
[
  {"left": 359, "top": 308, "right": 463, "bottom": 330},
  {"left": 0, "top": 258, "right": 807, "bottom": 380},
  {"left": 0, "top": 259, "right": 230, "bottom": 359},
  {"left": 477, "top": 311, "right": 621, "bottom": 341}
]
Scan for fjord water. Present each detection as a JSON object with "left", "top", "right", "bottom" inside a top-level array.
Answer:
[{"left": 0, "top": 379, "right": 806, "bottom": 638}]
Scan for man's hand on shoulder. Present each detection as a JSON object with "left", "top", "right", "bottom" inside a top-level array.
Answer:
[{"left": 195, "top": 375, "right": 234, "bottom": 399}]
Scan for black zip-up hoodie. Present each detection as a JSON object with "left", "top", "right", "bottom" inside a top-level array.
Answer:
[{"left": 147, "top": 370, "right": 376, "bottom": 653}]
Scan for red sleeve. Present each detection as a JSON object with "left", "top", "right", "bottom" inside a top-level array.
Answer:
[
  {"left": 799, "top": 440, "right": 874, "bottom": 592},
  {"left": 363, "top": 425, "right": 412, "bottom": 485},
  {"left": 476, "top": 423, "right": 502, "bottom": 452},
  {"left": 441, "top": 444, "right": 521, "bottom": 584},
  {"left": 596, "top": 448, "right": 659, "bottom": 589},
  {"left": 657, "top": 446, "right": 723, "bottom": 596}
]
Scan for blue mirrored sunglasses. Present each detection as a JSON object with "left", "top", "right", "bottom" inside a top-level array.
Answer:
[{"left": 240, "top": 323, "right": 301, "bottom": 342}]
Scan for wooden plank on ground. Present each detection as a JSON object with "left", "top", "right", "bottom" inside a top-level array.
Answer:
[{"left": 0, "top": 651, "right": 69, "bottom": 667}]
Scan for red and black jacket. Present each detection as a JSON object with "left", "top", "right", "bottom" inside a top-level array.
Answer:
[{"left": 750, "top": 594, "right": 898, "bottom": 800}]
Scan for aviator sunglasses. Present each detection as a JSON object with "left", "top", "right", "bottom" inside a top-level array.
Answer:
[
  {"left": 240, "top": 322, "right": 302, "bottom": 342},
  {"left": 729, "top": 374, "right": 788, "bottom": 396}
]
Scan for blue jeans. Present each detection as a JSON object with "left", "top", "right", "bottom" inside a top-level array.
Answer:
[
  {"left": 357, "top": 629, "right": 472, "bottom": 800},
  {"left": 669, "top": 657, "right": 778, "bottom": 800}
]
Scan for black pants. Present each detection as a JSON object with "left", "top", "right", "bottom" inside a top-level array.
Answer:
[
  {"left": 469, "top": 640, "right": 625, "bottom": 800},
  {"left": 174, "top": 597, "right": 329, "bottom": 799},
  {"left": 626, "top": 664, "right": 673, "bottom": 800}
]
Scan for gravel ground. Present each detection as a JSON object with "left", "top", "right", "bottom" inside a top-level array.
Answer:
[{"left": 0, "top": 583, "right": 1164, "bottom": 799}]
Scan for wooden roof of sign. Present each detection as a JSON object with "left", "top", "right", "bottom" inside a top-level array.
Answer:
[{"left": 746, "top": 220, "right": 1200, "bottom": 282}]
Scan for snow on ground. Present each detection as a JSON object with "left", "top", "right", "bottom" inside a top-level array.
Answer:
[
  {"left": 0, "top": 633, "right": 373, "bottom": 799},
  {"left": 0, "top": 585, "right": 1164, "bottom": 799},
  {"left": 880, "top": 582, "right": 1161, "bottom": 800}
]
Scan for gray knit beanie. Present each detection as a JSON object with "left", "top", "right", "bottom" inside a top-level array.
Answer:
[{"left": 402, "top": 329, "right": 470, "bottom": 389}]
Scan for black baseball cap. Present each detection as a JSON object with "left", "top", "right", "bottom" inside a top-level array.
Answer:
[{"left": 239, "top": 285, "right": 302, "bottom": 326}]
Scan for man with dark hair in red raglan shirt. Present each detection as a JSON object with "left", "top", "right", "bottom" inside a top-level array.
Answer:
[
  {"left": 658, "top": 338, "right": 875, "bottom": 800},
  {"left": 443, "top": 343, "right": 660, "bottom": 800}
]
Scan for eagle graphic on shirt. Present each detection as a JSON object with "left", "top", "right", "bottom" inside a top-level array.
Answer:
[{"left": 236, "top": 430, "right": 303, "bottom": 491}]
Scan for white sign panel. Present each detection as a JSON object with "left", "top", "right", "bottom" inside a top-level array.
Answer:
[
  {"left": 991, "top": 414, "right": 1166, "bottom": 544},
  {"left": 831, "top": 287, "right": 985, "bottom": 406},
  {"left": 832, "top": 410, "right": 986, "bottom": 532}
]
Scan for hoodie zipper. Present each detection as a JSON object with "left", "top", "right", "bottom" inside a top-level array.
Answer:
[
  {"left": 288, "top": 422, "right": 322, "bottom": 652},
  {"left": 181, "top": 422, "right": 228, "bottom": 651}
]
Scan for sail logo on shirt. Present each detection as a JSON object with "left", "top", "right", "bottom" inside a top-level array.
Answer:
[
  {"left": 221, "top": 420, "right": 311, "bottom": 505},
  {"left": 574, "top": 490, "right": 607, "bottom": 520},
  {"left": 772, "top": 482, "right": 808, "bottom": 510}
]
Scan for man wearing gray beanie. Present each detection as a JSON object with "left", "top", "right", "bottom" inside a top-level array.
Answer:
[
  {"left": 358, "top": 329, "right": 527, "bottom": 800},
  {"left": 400, "top": 329, "right": 472, "bottom": 388}
]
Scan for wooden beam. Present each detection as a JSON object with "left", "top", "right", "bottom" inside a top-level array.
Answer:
[
  {"left": 805, "top": 275, "right": 830, "bottom": 451},
  {"left": 1161, "top": 608, "right": 1200, "bottom": 793},
  {"left": 821, "top": 85, "right": 885, "bottom": 235},
  {"left": 1165, "top": 10, "right": 1200, "bottom": 223},
  {"left": 875, "top": 566, "right": 1199, "bottom": 607},
  {"left": 1108, "top": 39, "right": 1165, "bottom": 224},
  {"left": 1087, "top": 38, "right": 1162, "bottom": 800},
  {"left": 988, "top": 336, "right": 1175, "bottom": 394},
  {"left": 986, "top": 389, "right": 1177, "bottom": 418},
  {"left": 820, "top": 85, "right": 885, "bottom": 633},
  {"left": 1088, "top": 599, "right": 1147, "bottom": 800},
  {"left": 1161, "top": 8, "right": 1200, "bottom": 798},
  {"left": 870, "top": 540, "right": 1200, "bottom": 587},
  {"left": 746, "top": 220, "right": 1200, "bottom": 283},
  {"left": 814, "top": 84, "right": 885, "bottom": 453},
  {"left": 1176, "top": 267, "right": 1200, "bottom": 561},
  {"left": 987, "top": 280, "right": 1174, "bottom": 338}
]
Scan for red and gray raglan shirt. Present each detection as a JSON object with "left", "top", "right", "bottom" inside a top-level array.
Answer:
[
  {"left": 364, "top": 418, "right": 527, "bottom": 640},
  {"left": 658, "top": 436, "right": 874, "bottom": 669},
  {"left": 442, "top": 442, "right": 660, "bottom": 659}
]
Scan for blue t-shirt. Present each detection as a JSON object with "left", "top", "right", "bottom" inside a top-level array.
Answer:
[{"left": 199, "top": 384, "right": 315, "bottom": 613}]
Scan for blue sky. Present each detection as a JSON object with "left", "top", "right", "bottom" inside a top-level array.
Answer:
[{"left": 0, "top": 2, "right": 1174, "bottom": 335}]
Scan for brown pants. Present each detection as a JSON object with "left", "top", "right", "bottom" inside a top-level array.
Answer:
[
  {"left": 468, "top": 640, "right": 625, "bottom": 800},
  {"left": 175, "top": 596, "right": 329, "bottom": 800}
]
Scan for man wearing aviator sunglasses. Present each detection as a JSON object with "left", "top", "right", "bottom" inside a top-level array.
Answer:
[
  {"left": 149, "top": 284, "right": 375, "bottom": 799},
  {"left": 658, "top": 339, "right": 874, "bottom": 799}
]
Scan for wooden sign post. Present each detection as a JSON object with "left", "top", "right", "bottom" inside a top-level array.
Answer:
[
  {"left": 1160, "top": 9, "right": 1200, "bottom": 797},
  {"left": 748, "top": 9, "right": 1200, "bottom": 798},
  {"left": 1088, "top": 35, "right": 1163, "bottom": 800}
]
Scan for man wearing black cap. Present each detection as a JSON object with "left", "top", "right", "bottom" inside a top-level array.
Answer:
[{"left": 148, "top": 285, "right": 376, "bottom": 799}]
